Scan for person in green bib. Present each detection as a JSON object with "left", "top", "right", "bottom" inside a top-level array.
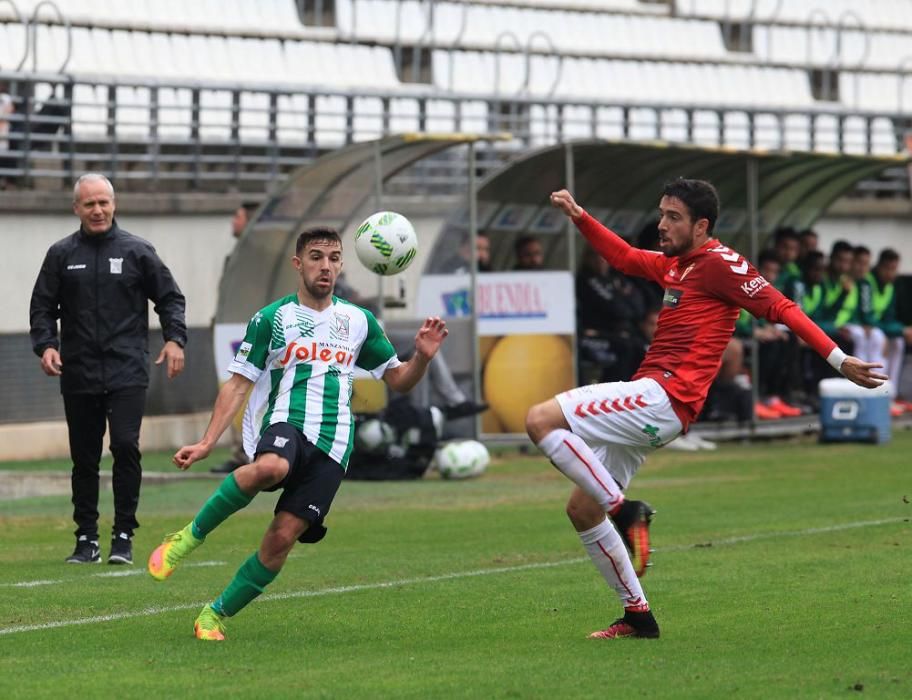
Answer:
[
  {"left": 735, "top": 251, "right": 803, "bottom": 418},
  {"left": 782, "top": 250, "right": 822, "bottom": 316},
  {"left": 769, "top": 228, "right": 801, "bottom": 294},
  {"left": 844, "top": 245, "right": 889, "bottom": 373},
  {"left": 786, "top": 250, "right": 838, "bottom": 399},
  {"left": 818, "top": 240, "right": 857, "bottom": 347},
  {"left": 870, "top": 248, "right": 912, "bottom": 404},
  {"left": 147, "top": 226, "right": 449, "bottom": 641},
  {"left": 798, "top": 228, "right": 819, "bottom": 266}
]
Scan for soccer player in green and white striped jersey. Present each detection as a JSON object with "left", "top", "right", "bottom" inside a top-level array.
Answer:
[{"left": 147, "top": 226, "right": 448, "bottom": 641}]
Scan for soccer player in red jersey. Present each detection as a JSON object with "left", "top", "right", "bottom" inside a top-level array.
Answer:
[{"left": 526, "top": 179, "right": 887, "bottom": 640}]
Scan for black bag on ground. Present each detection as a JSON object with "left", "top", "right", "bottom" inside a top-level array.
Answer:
[{"left": 346, "top": 397, "right": 439, "bottom": 480}]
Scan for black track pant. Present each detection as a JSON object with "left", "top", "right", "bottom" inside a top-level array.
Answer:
[{"left": 63, "top": 388, "right": 146, "bottom": 539}]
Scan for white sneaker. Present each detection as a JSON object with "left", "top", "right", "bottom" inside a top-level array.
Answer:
[
  {"left": 665, "top": 434, "right": 700, "bottom": 451},
  {"left": 687, "top": 434, "right": 718, "bottom": 450}
]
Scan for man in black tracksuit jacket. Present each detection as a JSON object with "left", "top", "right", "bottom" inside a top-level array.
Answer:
[{"left": 29, "top": 173, "right": 187, "bottom": 565}]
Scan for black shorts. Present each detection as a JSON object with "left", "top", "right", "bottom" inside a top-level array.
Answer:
[{"left": 254, "top": 423, "right": 345, "bottom": 544}]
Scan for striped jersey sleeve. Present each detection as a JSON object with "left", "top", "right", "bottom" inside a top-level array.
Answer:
[
  {"left": 355, "top": 308, "right": 401, "bottom": 379},
  {"left": 227, "top": 306, "right": 278, "bottom": 383}
]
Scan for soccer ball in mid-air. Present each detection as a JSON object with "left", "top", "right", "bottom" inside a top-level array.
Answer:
[
  {"left": 354, "top": 211, "right": 418, "bottom": 276},
  {"left": 355, "top": 418, "right": 395, "bottom": 454},
  {"left": 435, "top": 440, "right": 490, "bottom": 480}
]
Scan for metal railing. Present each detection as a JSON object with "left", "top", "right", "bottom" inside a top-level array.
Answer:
[{"left": 0, "top": 71, "right": 907, "bottom": 193}]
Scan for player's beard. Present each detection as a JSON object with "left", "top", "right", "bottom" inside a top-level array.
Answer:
[
  {"left": 661, "top": 228, "right": 696, "bottom": 257},
  {"left": 303, "top": 276, "right": 334, "bottom": 300}
]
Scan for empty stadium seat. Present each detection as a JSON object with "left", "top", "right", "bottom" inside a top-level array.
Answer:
[
  {"left": 688, "top": 0, "right": 912, "bottom": 33},
  {"left": 3, "top": 0, "right": 907, "bottom": 157},
  {"left": 276, "top": 93, "right": 312, "bottom": 144},
  {"left": 0, "top": 21, "right": 29, "bottom": 71},
  {"left": 813, "top": 113, "right": 840, "bottom": 152},
  {"left": 425, "top": 99, "right": 456, "bottom": 133},
  {"left": 870, "top": 117, "right": 898, "bottom": 155},
  {"left": 71, "top": 83, "right": 108, "bottom": 139}
]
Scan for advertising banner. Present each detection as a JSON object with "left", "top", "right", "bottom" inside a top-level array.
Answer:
[{"left": 417, "top": 272, "right": 576, "bottom": 435}]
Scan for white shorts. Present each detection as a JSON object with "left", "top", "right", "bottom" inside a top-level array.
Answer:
[{"left": 555, "top": 377, "right": 683, "bottom": 489}]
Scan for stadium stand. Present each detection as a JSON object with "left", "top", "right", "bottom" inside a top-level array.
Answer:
[{"left": 2, "top": 0, "right": 912, "bottom": 191}]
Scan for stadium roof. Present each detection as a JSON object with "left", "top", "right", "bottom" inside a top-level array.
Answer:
[
  {"left": 215, "top": 133, "right": 508, "bottom": 323},
  {"left": 217, "top": 136, "right": 907, "bottom": 324},
  {"left": 472, "top": 140, "right": 909, "bottom": 266}
]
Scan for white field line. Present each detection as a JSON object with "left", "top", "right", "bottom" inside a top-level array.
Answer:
[
  {"left": 658, "top": 516, "right": 908, "bottom": 552},
  {"left": 0, "top": 561, "right": 226, "bottom": 588},
  {"left": 0, "top": 516, "right": 906, "bottom": 637}
]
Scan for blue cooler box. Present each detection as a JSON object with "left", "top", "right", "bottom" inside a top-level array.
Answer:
[{"left": 818, "top": 378, "right": 891, "bottom": 444}]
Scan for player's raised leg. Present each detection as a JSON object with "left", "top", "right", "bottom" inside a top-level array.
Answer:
[
  {"left": 525, "top": 389, "right": 658, "bottom": 576},
  {"left": 148, "top": 454, "right": 287, "bottom": 580},
  {"left": 526, "top": 398, "right": 626, "bottom": 512}
]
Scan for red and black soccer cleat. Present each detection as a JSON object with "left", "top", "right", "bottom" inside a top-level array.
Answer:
[
  {"left": 588, "top": 609, "right": 660, "bottom": 639},
  {"left": 610, "top": 499, "right": 655, "bottom": 577}
]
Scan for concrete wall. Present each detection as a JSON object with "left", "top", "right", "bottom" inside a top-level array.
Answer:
[
  {"left": 1, "top": 212, "right": 234, "bottom": 334},
  {"left": 814, "top": 216, "right": 912, "bottom": 266},
  {"left": 814, "top": 199, "right": 912, "bottom": 268}
]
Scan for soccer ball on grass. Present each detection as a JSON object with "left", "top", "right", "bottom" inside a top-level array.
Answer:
[
  {"left": 435, "top": 440, "right": 490, "bottom": 480},
  {"left": 354, "top": 211, "right": 418, "bottom": 276}
]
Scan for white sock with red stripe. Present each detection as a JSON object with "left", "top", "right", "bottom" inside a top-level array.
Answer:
[
  {"left": 537, "top": 429, "right": 624, "bottom": 512},
  {"left": 579, "top": 518, "right": 649, "bottom": 611}
]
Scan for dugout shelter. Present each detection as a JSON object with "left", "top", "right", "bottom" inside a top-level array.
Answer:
[{"left": 215, "top": 137, "right": 906, "bottom": 440}]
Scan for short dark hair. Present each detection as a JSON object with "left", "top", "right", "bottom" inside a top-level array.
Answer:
[
  {"left": 802, "top": 250, "right": 825, "bottom": 273},
  {"left": 757, "top": 250, "right": 781, "bottom": 269},
  {"left": 661, "top": 179, "right": 720, "bottom": 234},
  {"left": 514, "top": 234, "right": 540, "bottom": 255},
  {"left": 830, "top": 240, "right": 854, "bottom": 258},
  {"left": 799, "top": 228, "right": 818, "bottom": 240},
  {"left": 773, "top": 227, "right": 799, "bottom": 245},
  {"left": 853, "top": 245, "right": 871, "bottom": 258},
  {"left": 877, "top": 248, "right": 900, "bottom": 266},
  {"left": 296, "top": 226, "right": 341, "bottom": 256}
]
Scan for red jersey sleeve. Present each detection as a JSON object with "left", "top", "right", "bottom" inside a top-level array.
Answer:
[
  {"left": 705, "top": 243, "right": 837, "bottom": 359},
  {"left": 574, "top": 211, "right": 670, "bottom": 286}
]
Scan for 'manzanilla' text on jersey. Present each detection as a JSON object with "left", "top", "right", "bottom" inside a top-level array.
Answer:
[{"left": 227, "top": 294, "right": 400, "bottom": 468}]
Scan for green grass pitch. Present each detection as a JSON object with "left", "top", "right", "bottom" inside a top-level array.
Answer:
[{"left": 1, "top": 433, "right": 910, "bottom": 699}]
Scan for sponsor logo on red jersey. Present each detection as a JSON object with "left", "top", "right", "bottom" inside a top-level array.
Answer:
[
  {"left": 662, "top": 288, "right": 683, "bottom": 308},
  {"left": 740, "top": 275, "right": 770, "bottom": 298}
]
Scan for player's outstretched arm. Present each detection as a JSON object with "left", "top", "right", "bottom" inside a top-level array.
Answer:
[
  {"left": 173, "top": 373, "right": 253, "bottom": 470},
  {"left": 838, "top": 356, "right": 888, "bottom": 389},
  {"left": 755, "top": 297, "right": 889, "bottom": 391},
  {"left": 551, "top": 189, "right": 668, "bottom": 284},
  {"left": 383, "top": 316, "right": 448, "bottom": 394},
  {"left": 550, "top": 189, "right": 583, "bottom": 219}
]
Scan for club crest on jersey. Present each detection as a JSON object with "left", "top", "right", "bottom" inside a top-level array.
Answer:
[
  {"left": 662, "top": 288, "right": 683, "bottom": 309},
  {"left": 679, "top": 263, "right": 695, "bottom": 282},
  {"left": 109, "top": 257, "right": 123, "bottom": 274},
  {"left": 331, "top": 312, "right": 350, "bottom": 341}
]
